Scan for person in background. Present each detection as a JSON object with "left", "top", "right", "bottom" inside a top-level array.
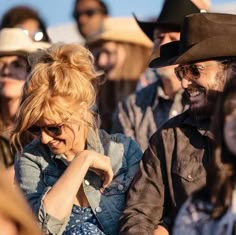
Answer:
[
  {"left": 119, "top": 12, "right": 236, "bottom": 235},
  {"left": 0, "top": 5, "right": 50, "bottom": 42},
  {"left": 72, "top": 0, "right": 109, "bottom": 40},
  {"left": 86, "top": 17, "right": 153, "bottom": 133},
  {"left": 173, "top": 66, "right": 236, "bottom": 235},
  {"left": 0, "top": 28, "right": 50, "bottom": 182},
  {"left": 12, "top": 43, "right": 142, "bottom": 235},
  {"left": 0, "top": 171, "right": 42, "bottom": 235},
  {"left": 111, "top": 0, "right": 210, "bottom": 151}
]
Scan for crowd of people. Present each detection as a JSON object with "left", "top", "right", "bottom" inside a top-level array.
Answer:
[{"left": 0, "top": 0, "right": 236, "bottom": 234}]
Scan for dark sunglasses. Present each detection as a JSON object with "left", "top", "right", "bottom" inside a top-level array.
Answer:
[
  {"left": 174, "top": 60, "right": 230, "bottom": 82},
  {"left": 174, "top": 64, "right": 200, "bottom": 81},
  {"left": 0, "top": 58, "right": 29, "bottom": 79},
  {"left": 28, "top": 124, "right": 64, "bottom": 137},
  {"left": 74, "top": 9, "right": 105, "bottom": 18}
]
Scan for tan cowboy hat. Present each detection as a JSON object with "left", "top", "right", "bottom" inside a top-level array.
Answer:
[
  {"left": 150, "top": 12, "right": 236, "bottom": 68},
  {"left": 86, "top": 17, "right": 153, "bottom": 48},
  {"left": 0, "top": 28, "right": 50, "bottom": 57}
]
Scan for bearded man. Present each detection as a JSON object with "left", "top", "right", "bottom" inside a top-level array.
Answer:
[{"left": 119, "top": 12, "right": 236, "bottom": 235}]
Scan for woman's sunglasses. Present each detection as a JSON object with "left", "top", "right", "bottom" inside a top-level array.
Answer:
[{"left": 27, "top": 124, "right": 64, "bottom": 137}]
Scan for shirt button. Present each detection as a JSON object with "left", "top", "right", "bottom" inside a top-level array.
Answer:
[
  {"left": 171, "top": 110, "right": 178, "bottom": 116},
  {"left": 95, "top": 207, "right": 102, "bottom": 213},
  {"left": 84, "top": 180, "right": 90, "bottom": 185},
  {"left": 187, "top": 175, "right": 193, "bottom": 180},
  {"left": 118, "top": 184, "right": 124, "bottom": 191}
]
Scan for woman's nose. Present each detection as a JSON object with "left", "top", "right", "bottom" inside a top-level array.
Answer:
[{"left": 40, "top": 130, "right": 54, "bottom": 144}]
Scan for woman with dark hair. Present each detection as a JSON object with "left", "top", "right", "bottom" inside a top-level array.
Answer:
[
  {"left": 0, "top": 5, "right": 50, "bottom": 42},
  {"left": 173, "top": 60, "right": 236, "bottom": 235}
]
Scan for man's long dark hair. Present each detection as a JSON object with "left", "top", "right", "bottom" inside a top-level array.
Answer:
[{"left": 193, "top": 60, "right": 236, "bottom": 219}]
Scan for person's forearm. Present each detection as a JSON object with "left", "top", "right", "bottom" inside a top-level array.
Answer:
[
  {"left": 153, "top": 225, "right": 169, "bottom": 235},
  {"left": 43, "top": 152, "right": 91, "bottom": 219}
]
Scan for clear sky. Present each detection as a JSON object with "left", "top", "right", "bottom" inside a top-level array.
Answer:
[{"left": 0, "top": 0, "right": 235, "bottom": 27}]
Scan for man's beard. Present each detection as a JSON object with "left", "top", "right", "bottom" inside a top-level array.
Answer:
[{"left": 188, "top": 70, "right": 226, "bottom": 121}]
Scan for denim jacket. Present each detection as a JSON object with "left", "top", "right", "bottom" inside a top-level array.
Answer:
[
  {"left": 14, "top": 129, "right": 142, "bottom": 235},
  {"left": 173, "top": 190, "right": 236, "bottom": 235}
]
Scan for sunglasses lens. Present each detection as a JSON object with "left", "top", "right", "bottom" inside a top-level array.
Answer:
[
  {"left": 86, "top": 9, "right": 96, "bottom": 17},
  {"left": 190, "top": 65, "right": 200, "bottom": 78},
  {"left": 28, "top": 126, "right": 41, "bottom": 136},
  {"left": 45, "top": 126, "right": 62, "bottom": 136},
  {"left": 175, "top": 67, "right": 184, "bottom": 81}
]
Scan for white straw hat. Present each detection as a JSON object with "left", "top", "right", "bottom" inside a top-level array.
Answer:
[
  {"left": 0, "top": 28, "right": 50, "bottom": 57},
  {"left": 86, "top": 17, "right": 153, "bottom": 48}
]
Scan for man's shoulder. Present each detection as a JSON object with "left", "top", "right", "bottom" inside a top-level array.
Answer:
[
  {"left": 159, "top": 110, "right": 190, "bottom": 130},
  {"left": 125, "top": 81, "right": 160, "bottom": 106}
]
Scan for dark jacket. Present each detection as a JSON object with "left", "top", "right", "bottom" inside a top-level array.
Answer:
[
  {"left": 112, "top": 80, "right": 188, "bottom": 151},
  {"left": 119, "top": 110, "right": 214, "bottom": 234}
]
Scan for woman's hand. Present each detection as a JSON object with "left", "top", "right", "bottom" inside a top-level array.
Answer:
[{"left": 77, "top": 150, "right": 114, "bottom": 188}]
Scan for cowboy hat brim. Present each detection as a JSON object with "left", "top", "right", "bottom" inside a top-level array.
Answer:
[
  {"left": 176, "top": 35, "right": 236, "bottom": 64},
  {"left": 149, "top": 41, "right": 180, "bottom": 68}
]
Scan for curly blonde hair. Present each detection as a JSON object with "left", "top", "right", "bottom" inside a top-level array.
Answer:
[{"left": 11, "top": 43, "right": 102, "bottom": 152}]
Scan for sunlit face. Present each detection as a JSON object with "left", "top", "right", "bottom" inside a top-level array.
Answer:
[
  {"left": 94, "top": 41, "right": 126, "bottom": 80},
  {"left": 29, "top": 114, "right": 86, "bottom": 158},
  {"left": 176, "top": 60, "right": 227, "bottom": 118},
  {"left": 75, "top": 0, "right": 107, "bottom": 38},
  {"left": 224, "top": 113, "right": 236, "bottom": 155},
  {"left": 0, "top": 55, "right": 28, "bottom": 99},
  {"left": 0, "top": 213, "right": 18, "bottom": 235}
]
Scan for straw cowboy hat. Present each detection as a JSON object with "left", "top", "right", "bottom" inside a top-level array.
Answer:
[
  {"left": 149, "top": 12, "right": 236, "bottom": 68},
  {"left": 135, "top": 0, "right": 204, "bottom": 41},
  {"left": 86, "top": 17, "right": 153, "bottom": 48},
  {"left": 0, "top": 28, "right": 50, "bottom": 57}
]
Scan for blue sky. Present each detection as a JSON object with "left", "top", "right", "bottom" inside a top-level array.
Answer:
[{"left": 0, "top": 0, "right": 235, "bottom": 27}]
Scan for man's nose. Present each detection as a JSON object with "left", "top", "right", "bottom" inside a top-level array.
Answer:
[
  {"left": 181, "top": 77, "right": 192, "bottom": 89},
  {"left": 78, "top": 14, "right": 89, "bottom": 24}
]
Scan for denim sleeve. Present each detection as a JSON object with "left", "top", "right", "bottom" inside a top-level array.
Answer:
[
  {"left": 14, "top": 153, "right": 70, "bottom": 235},
  {"left": 172, "top": 198, "right": 198, "bottom": 235}
]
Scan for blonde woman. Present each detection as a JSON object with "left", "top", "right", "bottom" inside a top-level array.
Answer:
[{"left": 11, "top": 43, "right": 142, "bottom": 235}]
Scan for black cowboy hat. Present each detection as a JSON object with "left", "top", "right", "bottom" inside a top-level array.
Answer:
[
  {"left": 149, "top": 12, "right": 236, "bottom": 68},
  {"left": 135, "top": 0, "right": 202, "bottom": 41}
]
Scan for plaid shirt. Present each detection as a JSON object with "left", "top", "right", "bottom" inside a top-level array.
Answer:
[{"left": 112, "top": 80, "right": 189, "bottom": 151}]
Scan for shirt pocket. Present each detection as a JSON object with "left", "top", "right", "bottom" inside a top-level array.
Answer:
[
  {"left": 42, "top": 169, "right": 63, "bottom": 187},
  {"left": 172, "top": 159, "right": 206, "bottom": 182}
]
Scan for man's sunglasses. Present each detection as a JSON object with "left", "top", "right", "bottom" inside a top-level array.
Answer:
[
  {"left": 74, "top": 9, "right": 105, "bottom": 19},
  {"left": 174, "top": 60, "right": 230, "bottom": 82},
  {"left": 174, "top": 64, "right": 200, "bottom": 81},
  {"left": 28, "top": 124, "right": 64, "bottom": 137}
]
